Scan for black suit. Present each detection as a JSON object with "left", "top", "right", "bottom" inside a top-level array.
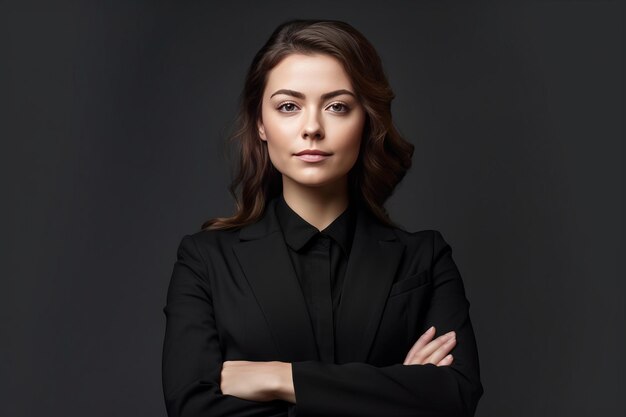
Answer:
[{"left": 162, "top": 196, "right": 483, "bottom": 417}]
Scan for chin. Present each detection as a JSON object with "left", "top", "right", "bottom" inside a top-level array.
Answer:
[
  {"left": 288, "top": 173, "right": 347, "bottom": 189},
  {"left": 294, "top": 179, "right": 333, "bottom": 188}
]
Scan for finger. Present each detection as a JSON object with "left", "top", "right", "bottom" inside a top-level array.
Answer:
[
  {"left": 403, "top": 326, "right": 435, "bottom": 364},
  {"left": 436, "top": 354, "right": 454, "bottom": 367},
  {"left": 425, "top": 335, "right": 456, "bottom": 365},
  {"left": 409, "top": 331, "right": 455, "bottom": 365},
  {"left": 403, "top": 326, "right": 435, "bottom": 365}
]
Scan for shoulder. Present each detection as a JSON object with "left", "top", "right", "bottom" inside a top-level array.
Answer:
[
  {"left": 187, "top": 226, "right": 241, "bottom": 245},
  {"left": 390, "top": 226, "right": 450, "bottom": 248},
  {"left": 380, "top": 226, "right": 462, "bottom": 285},
  {"left": 174, "top": 226, "right": 242, "bottom": 261},
  {"left": 388, "top": 226, "right": 454, "bottom": 264}
]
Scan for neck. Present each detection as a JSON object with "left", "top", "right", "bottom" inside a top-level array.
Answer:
[{"left": 281, "top": 175, "right": 350, "bottom": 231}]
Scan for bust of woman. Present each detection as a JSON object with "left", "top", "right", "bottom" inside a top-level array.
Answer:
[{"left": 162, "top": 19, "right": 483, "bottom": 417}]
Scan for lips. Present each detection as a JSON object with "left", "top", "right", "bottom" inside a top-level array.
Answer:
[
  {"left": 294, "top": 149, "right": 331, "bottom": 156},
  {"left": 293, "top": 150, "right": 331, "bottom": 163}
]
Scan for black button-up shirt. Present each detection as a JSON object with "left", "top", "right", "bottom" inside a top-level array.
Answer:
[{"left": 274, "top": 194, "right": 357, "bottom": 363}]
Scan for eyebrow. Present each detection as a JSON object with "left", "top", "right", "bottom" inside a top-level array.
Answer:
[{"left": 269, "top": 89, "right": 356, "bottom": 100}]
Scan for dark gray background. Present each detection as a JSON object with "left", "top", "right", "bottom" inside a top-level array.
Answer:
[{"left": 1, "top": 1, "right": 624, "bottom": 416}]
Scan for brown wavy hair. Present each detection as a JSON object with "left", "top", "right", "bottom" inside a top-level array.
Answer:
[{"left": 201, "top": 19, "right": 414, "bottom": 231}]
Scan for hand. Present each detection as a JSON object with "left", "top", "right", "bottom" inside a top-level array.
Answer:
[
  {"left": 403, "top": 326, "right": 456, "bottom": 366},
  {"left": 220, "top": 360, "right": 295, "bottom": 403}
]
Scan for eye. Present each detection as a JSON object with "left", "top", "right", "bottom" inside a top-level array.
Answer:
[
  {"left": 277, "top": 102, "right": 299, "bottom": 113},
  {"left": 327, "top": 102, "right": 350, "bottom": 113}
]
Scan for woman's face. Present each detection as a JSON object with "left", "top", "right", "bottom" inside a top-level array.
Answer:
[{"left": 258, "top": 53, "right": 366, "bottom": 192}]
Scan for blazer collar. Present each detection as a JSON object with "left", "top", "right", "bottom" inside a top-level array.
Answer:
[
  {"left": 274, "top": 193, "right": 357, "bottom": 257},
  {"left": 233, "top": 196, "right": 405, "bottom": 363},
  {"left": 239, "top": 196, "right": 397, "bottom": 242}
]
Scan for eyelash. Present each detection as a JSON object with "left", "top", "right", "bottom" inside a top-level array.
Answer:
[{"left": 276, "top": 101, "right": 350, "bottom": 113}]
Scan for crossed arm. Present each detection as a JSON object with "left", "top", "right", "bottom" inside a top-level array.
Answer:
[{"left": 220, "top": 326, "right": 458, "bottom": 403}]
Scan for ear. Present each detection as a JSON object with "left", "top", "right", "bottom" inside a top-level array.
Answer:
[{"left": 257, "top": 119, "right": 267, "bottom": 141}]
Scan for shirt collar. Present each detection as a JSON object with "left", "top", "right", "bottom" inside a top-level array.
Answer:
[{"left": 274, "top": 193, "right": 356, "bottom": 256}]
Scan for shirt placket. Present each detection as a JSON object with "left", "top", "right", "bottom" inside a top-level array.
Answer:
[{"left": 308, "top": 233, "right": 335, "bottom": 363}]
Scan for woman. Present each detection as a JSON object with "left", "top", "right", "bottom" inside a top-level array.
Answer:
[{"left": 162, "top": 19, "right": 483, "bottom": 417}]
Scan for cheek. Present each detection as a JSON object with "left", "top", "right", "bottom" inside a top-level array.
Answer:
[
  {"left": 262, "top": 126, "right": 295, "bottom": 172},
  {"left": 336, "top": 118, "right": 364, "bottom": 159},
  {"left": 262, "top": 113, "right": 297, "bottom": 145},
  {"left": 261, "top": 117, "right": 287, "bottom": 149},
  {"left": 265, "top": 140, "right": 289, "bottom": 170}
]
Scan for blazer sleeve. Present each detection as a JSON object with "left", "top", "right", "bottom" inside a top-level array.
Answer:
[
  {"left": 290, "top": 230, "right": 484, "bottom": 417},
  {"left": 162, "top": 235, "right": 293, "bottom": 417}
]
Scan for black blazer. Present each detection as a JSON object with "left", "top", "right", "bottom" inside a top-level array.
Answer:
[{"left": 162, "top": 197, "right": 483, "bottom": 417}]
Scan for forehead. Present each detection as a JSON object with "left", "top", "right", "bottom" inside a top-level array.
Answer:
[{"left": 264, "top": 53, "right": 353, "bottom": 94}]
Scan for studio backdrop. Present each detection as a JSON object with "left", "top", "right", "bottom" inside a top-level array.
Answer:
[{"left": 1, "top": 1, "right": 624, "bottom": 416}]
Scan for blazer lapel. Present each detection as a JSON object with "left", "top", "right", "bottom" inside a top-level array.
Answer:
[
  {"left": 232, "top": 198, "right": 319, "bottom": 362},
  {"left": 334, "top": 204, "right": 405, "bottom": 363}
]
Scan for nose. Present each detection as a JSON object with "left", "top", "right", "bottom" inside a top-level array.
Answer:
[{"left": 301, "top": 109, "right": 325, "bottom": 140}]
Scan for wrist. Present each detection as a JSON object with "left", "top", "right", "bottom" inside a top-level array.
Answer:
[{"left": 272, "top": 361, "right": 296, "bottom": 403}]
